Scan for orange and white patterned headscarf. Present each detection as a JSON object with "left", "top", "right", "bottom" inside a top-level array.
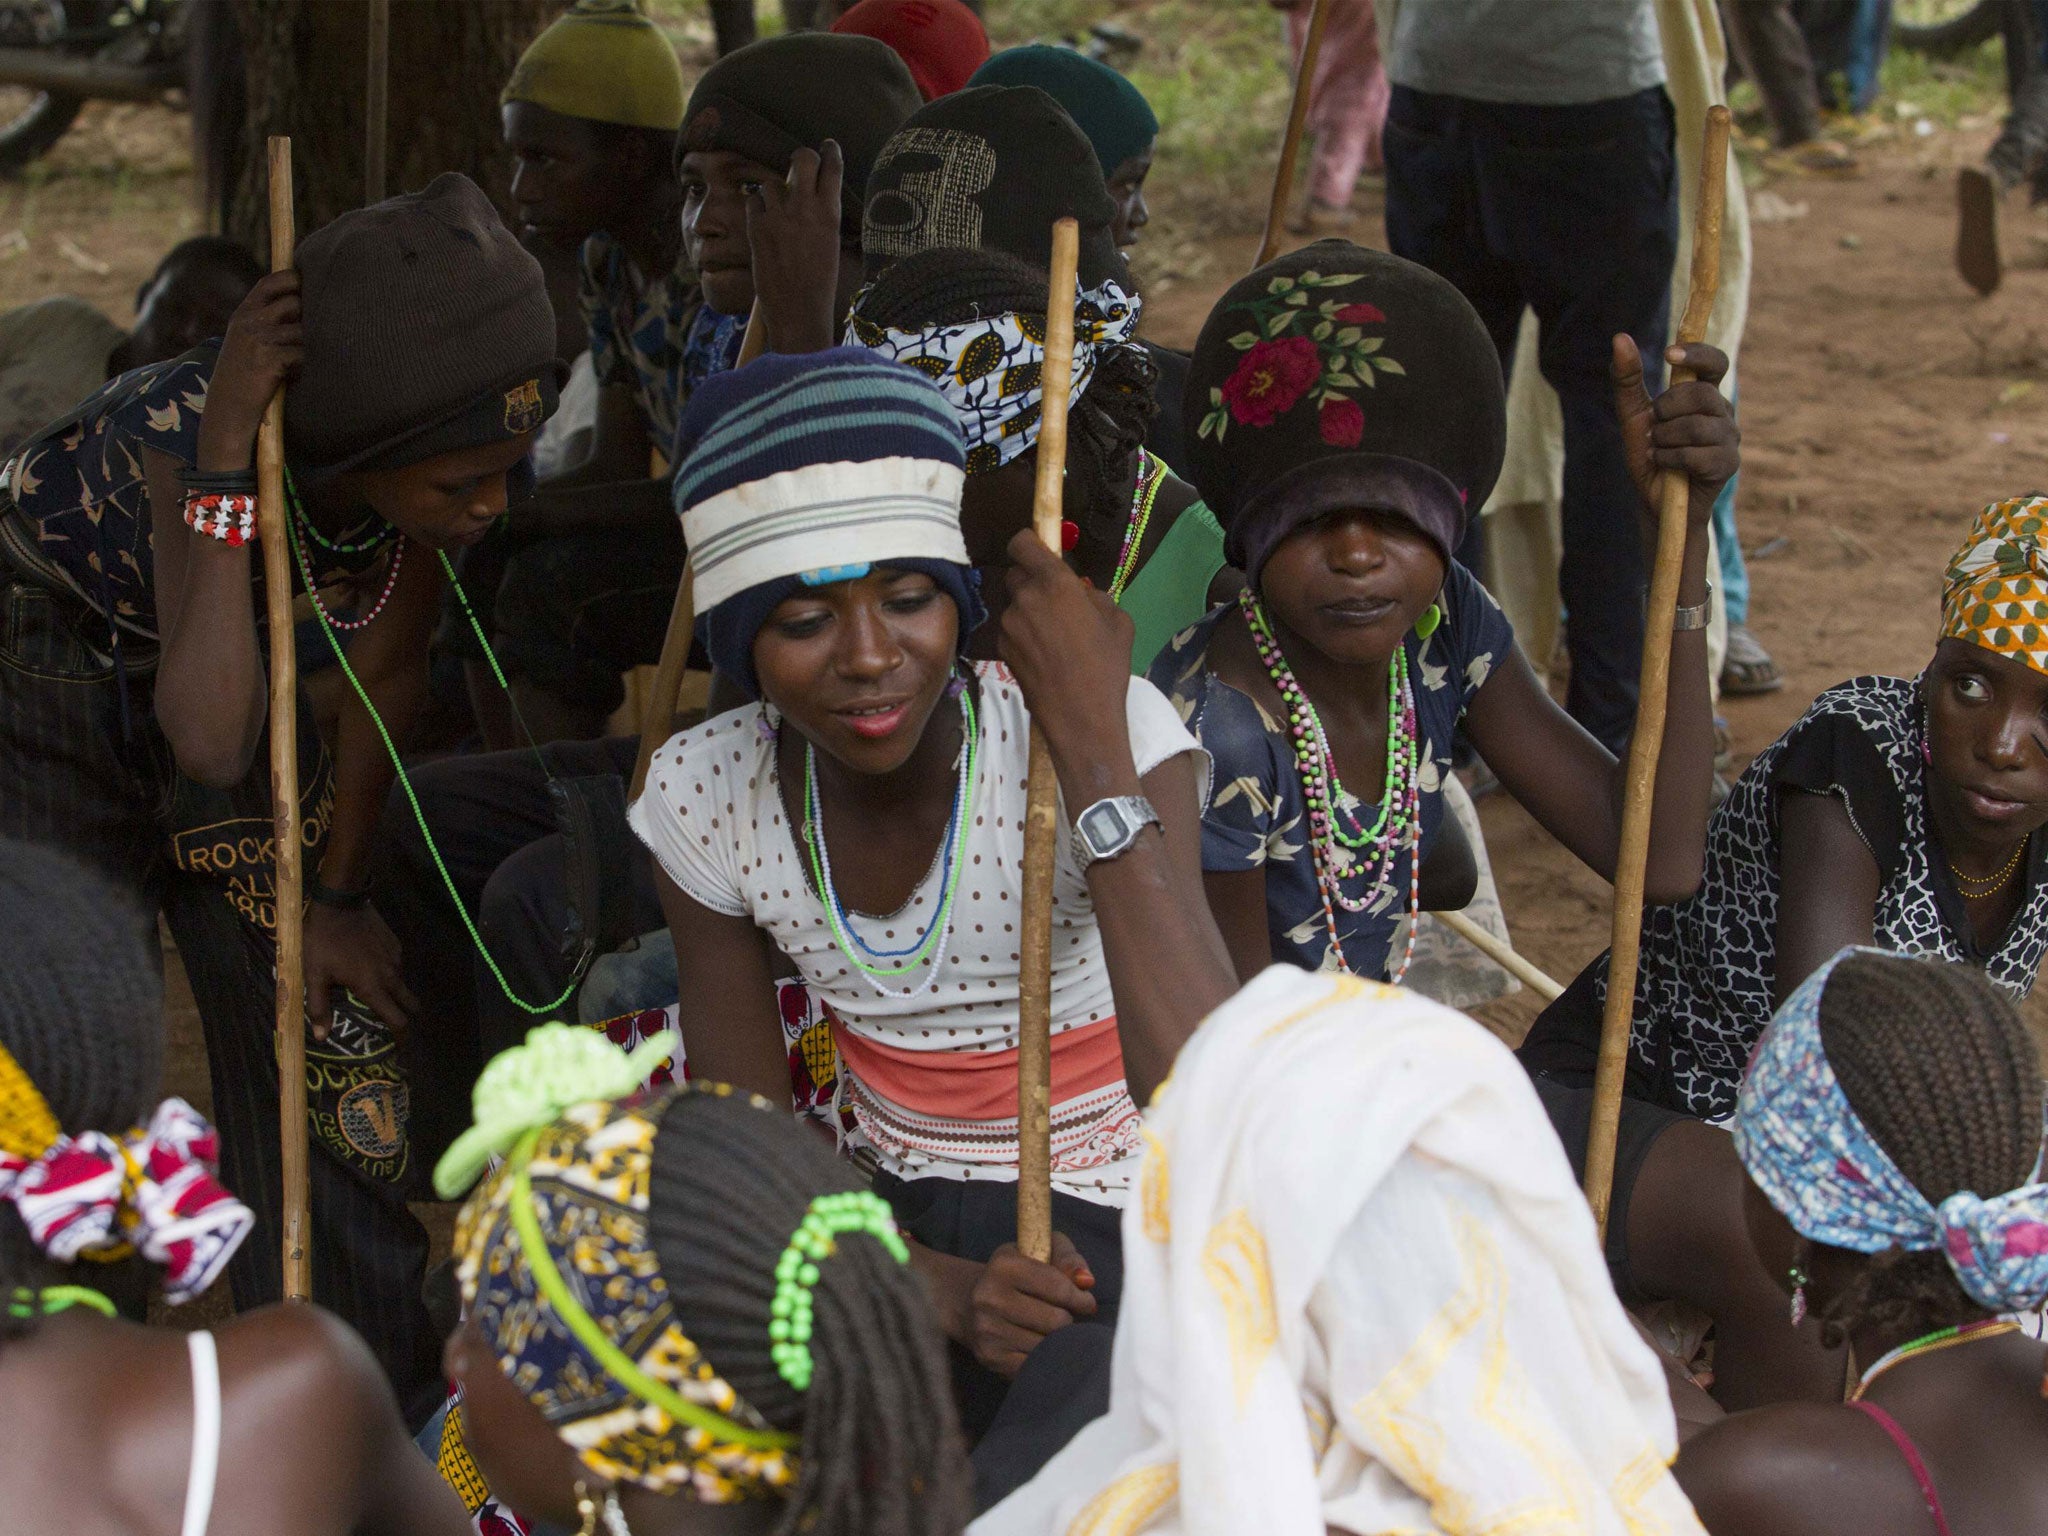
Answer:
[{"left": 1942, "top": 495, "right": 2048, "bottom": 674}]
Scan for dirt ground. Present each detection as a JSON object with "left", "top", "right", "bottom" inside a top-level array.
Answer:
[{"left": 5, "top": 92, "right": 2044, "bottom": 1283}]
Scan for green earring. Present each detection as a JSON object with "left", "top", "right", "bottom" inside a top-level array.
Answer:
[{"left": 1415, "top": 603, "right": 1442, "bottom": 639}]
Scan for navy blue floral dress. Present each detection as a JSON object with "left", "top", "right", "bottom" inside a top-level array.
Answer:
[{"left": 1147, "top": 559, "right": 1515, "bottom": 978}]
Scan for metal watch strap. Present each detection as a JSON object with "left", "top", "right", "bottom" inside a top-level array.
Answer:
[
  {"left": 1072, "top": 794, "right": 1162, "bottom": 872},
  {"left": 1672, "top": 580, "right": 1714, "bottom": 633}
]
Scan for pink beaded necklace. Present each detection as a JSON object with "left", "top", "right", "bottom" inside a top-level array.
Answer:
[{"left": 1239, "top": 587, "right": 1423, "bottom": 980}]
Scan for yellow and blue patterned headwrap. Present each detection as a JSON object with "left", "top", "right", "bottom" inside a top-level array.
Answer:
[
  {"left": 453, "top": 1085, "right": 800, "bottom": 1500},
  {"left": 1941, "top": 494, "right": 2048, "bottom": 675}
]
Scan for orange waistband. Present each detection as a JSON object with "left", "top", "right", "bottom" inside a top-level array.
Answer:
[{"left": 831, "top": 1015, "right": 1128, "bottom": 1121}]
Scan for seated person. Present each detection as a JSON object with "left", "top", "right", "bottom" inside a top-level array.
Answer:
[
  {"left": 0, "top": 235, "right": 261, "bottom": 457},
  {"left": 1676, "top": 948, "right": 2048, "bottom": 1535},
  {"left": 448, "top": 0, "right": 690, "bottom": 747},
  {"left": 843, "top": 83, "right": 1226, "bottom": 668},
  {"left": 0, "top": 173, "right": 558, "bottom": 1420},
  {"left": 631, "top": 349, "right": 1235, "bottom": 1449},
  {"left": 471, "top": 26, "right": 924, "bottom": 745},
  {"left": 1524, "top": 493, "right": 2048, "bottom": 1123},
  {"left": 974, "top": 965, "right": 1709, "bottom": 1534},
  {"left": 435, "top": 1025, "right": 970, "bottom": 1536},
  {"left": 830, "top": 0, "right": 989, "bottom": 100},
  {"left": 0, "top": 840, "right": 469, "bottom": 1536},
  {"left": 964, "top": 45, "right": 1183, "bottom": 474},
  {"left": 1154, "top": 242, "right": 1833, "bottom": 1409}
]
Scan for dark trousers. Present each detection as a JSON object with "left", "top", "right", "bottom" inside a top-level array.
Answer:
[
  {"left": 373, "top": 735, "right": 664, "bottom": 1159},
  {"left": 1385, "top": 84, "right": 1677, "bottom": 752},
  {"left": 0, "top": 564, "right": 440, "bottom": 1423},
  {"left": 1722, "top": 0, "right": 1824, "bottom": 146},
  {"left": 873, "top": 1173, "right": 1123, "bottom": 1456}
]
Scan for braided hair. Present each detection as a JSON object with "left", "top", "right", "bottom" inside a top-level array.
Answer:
[
  {"left": 1813, "top": 950, "right": 2045, "bottom": 1344},
  {"left": 0, "top": 841, "right": 163, "bottom": 1336},
  {"left": 857, "top": 245, "right": 1159, "bottom": 576},
  {"left": 647, "top": 1090, "right": 969, "bottom": 1536}
]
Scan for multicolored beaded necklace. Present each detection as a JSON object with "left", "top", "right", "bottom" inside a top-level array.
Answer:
[
  {"left": 800, "top": 686, "right": 979, "bottom": 1000},
  {"left": 1851, "top": 1318, "right": 2020, "bottom": 1400},
  {"left": 1239, "top": 587, "right": 1422, "bottom": 981},
  {"left": 283, "top": 466, "right": 406, "bottom": 631},
  {"left": 1107, "top": 450, "right": 1169, "bottom": 603}
]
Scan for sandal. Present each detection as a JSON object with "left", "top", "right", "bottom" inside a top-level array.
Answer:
[{"left": 1720, "top": 625, "right": 1784, "bottom": 696}]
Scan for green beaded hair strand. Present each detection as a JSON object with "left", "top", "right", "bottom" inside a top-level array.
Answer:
[{"left": 768, "top": 1191, "right": 911, "bottom": 1392}]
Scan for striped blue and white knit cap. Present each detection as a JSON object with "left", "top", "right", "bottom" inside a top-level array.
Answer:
[{"left": 672, "top": 348, "right": 970, "bottom": 614}]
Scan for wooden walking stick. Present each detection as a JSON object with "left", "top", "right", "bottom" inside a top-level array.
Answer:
[
  {"left": 1017, "top": 218, "right": 1081, "bottom": 1264},
  {"left": 1583, "top": 104, "right": 1731, "bottom": 1239},
  {"left": 1254, "top": 0, "right": 1332, "bottom": 269},
  {"left": 1428, "top": 909, "right": 1564, "bottom": 1003},
  {"left": 255, "top": 136, "right": 311, "bottom": 1301},
  {"left": 364, "top": 0, "right": 389, "bottom": 203},
  {"left": 628, "top": 302, "right": 769, "bottom": 798}
]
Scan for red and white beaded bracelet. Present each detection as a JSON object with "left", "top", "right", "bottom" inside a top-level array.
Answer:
[{"left": 183, "top": 490, "right": 258, "bottom": 547}]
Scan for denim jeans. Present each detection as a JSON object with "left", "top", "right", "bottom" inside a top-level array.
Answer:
[{"left": 1385, "top": 84, "right": 1678, "bottom": 751}]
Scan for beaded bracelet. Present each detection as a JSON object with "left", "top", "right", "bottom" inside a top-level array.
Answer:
[
  {"left": 768, "top": 1190, "right": 910, "bottom": 1392},
  {"left": 184, "top": 490, "right": 259, "bottom": 546}
]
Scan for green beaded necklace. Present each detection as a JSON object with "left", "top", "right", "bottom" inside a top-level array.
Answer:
[{"left": 6, "top": 1285, "right": 116, "bottom": 1320}]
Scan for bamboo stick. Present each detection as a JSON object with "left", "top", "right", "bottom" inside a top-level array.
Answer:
[
  {"left": 1254, "top": 0, "right": 1332, "bottom": 269},
  {"left": 1584, "top": 105, "right": 1731, "bottom": 1239},
  {"left": 1017, "top": 218, "right": 1081, "bottom": 1264},
  {"left": 1428, "top": 909, "right": 1564, "bottom": 1003},
  {"left": 257, "top": 136, "right": 310, "bottom": 1301}
]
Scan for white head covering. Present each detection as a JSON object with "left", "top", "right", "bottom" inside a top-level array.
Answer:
[{"left": 974, "top": 966, "right": 1706, "bottom": 1536}]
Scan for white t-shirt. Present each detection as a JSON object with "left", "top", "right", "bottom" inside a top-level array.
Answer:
[{"left": 630, "top": 661, "right": 1205, "bottom": 1201}]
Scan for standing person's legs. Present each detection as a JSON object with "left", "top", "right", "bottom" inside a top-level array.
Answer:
[
  {"left": 1722, "top": 0, "right": 1825, "bottom": 147},
  {"left": 1476, "top": 89, "right": 1677, "bottom": 752},
  {"left": 1288, "top": 0, "right": 1390, "bottom": 210}
]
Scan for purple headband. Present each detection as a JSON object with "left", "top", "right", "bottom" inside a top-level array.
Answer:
[
  {"left": 1735, "top": 946, "right": 2048, "bottom": 1314},
  {"left": 1227, "top": 452, "right": 1466, "bottom": 593}
]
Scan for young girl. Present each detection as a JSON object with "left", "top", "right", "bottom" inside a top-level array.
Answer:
[
  {"left": 437, "top": 1025, "right": 969, "bottom": 1536},
  {"left": 629, "top": 350, "right": 1235, "bottom": 1444},
  {"left": 1525, "top": 495, "right": 2048, "bottom": 1122},
  {"left": 1676, "top": 948, "right": 2048, "bottom": 1534},
  {"left": 1152, "top": 240, "right": 1729, "bottom": 988},
  {"left": 0, "top": 840, "right": 469, "bottom": 1536},
  {"left": 0, "top": 172, "right": 556, "bottom": 1418}
]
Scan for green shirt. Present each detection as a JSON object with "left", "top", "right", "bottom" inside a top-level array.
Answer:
[{"left": 1117, "top": 497, "right": 1229, "bottom": 676}]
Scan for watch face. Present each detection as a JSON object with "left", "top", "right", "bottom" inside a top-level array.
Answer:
[{"left": 1078, "top": 800, "right": 1130, "bottom": 851}]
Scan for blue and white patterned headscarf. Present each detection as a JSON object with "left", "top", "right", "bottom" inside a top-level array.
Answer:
[{"left": 1735, "top": 946, "right": 2048, "bottom": 1313}]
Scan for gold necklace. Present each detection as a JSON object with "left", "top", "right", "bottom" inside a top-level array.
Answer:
[{"left": 1950, "top": 839, "right": 2026, "bottom": 898}]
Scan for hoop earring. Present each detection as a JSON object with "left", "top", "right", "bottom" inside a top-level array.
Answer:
[
  {"left": 574, "top": 1483, "right": 601, "bottom": 1536},
  {"left": 573, "top": 1484, "right": 632, "bottom": 1536},
  {"left": 1788, "top": 1264, "right": 1810, "bottom": 1328}
]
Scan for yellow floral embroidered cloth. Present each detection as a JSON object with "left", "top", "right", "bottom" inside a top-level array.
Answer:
[{"left": 973, "top": 966, "right": 1705, "bottom": 1536}]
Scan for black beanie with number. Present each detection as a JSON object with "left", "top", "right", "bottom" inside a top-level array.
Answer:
[
  {"left": 286, "top": 173, "right": 558, "bottom": 483},
  {"left": 860, "top": 83, "right": 1124, "bottom": 287},
  {"left": 1185, "top": 240, "right": 1506, "bottom": 589}
]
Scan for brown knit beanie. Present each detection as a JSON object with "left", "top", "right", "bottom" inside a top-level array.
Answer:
[{"left": 286, "top": 173, "right": 558, "bottom": 481}]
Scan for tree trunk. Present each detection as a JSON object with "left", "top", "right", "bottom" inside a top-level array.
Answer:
[{"left": 225, "top": 0, "right": 556, "bottom": 253}]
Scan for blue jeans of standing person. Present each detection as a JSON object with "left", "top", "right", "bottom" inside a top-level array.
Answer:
[{"left": 1385, "top": 84, "right": 1677, "bottom": 752}]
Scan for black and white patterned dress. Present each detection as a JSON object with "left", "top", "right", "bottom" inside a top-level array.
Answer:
[{"left": 1536, "top": 674, "right": 2048, "bottom": 1119}]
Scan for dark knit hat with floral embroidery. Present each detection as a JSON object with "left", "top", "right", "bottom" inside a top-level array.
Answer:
[{"left": 1185, "top": 241, "right": 1505, "bottom": 588}]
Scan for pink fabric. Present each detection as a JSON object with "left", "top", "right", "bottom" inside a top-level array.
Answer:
[
  {"left": 1286, "top": 0, "right": 1388, "bottom": 207},
  {"left": 1849, "top": 1402, "right": 1955, "bottom": 1536}
]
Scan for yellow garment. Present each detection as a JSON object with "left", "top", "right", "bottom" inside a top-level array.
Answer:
[
  {"left": 502, "top": 0, "right": 685, "bottom": 133},
  {"left": 1942, "top": 496, "right": 2048, "bottom": 675}
]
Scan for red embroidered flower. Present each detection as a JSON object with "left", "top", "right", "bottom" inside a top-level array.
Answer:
[
  {"left": 1221, "top": 336, "right": 1320, "bottom": 427},
  {"left": 1334, "top": 302, "right": 1385, "bottom": 324},
  {"left": 1319, "top": 396, "right": 1365, "bottom": 448}
]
